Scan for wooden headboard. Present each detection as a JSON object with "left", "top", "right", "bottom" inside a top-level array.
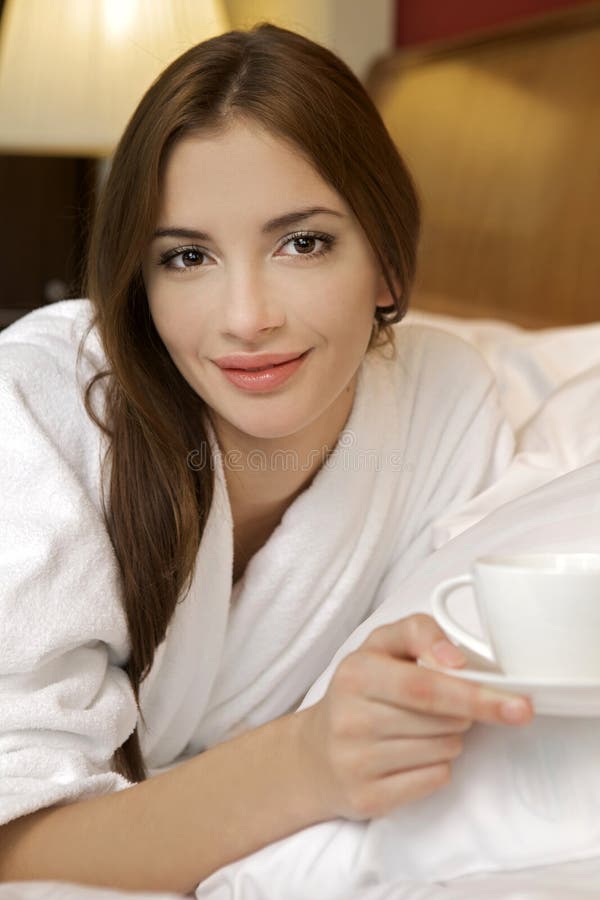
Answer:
[{"left": 367, "top": 4, "right": 600, "bottom": 328}]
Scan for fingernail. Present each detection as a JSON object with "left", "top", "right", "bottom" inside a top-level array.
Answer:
[
  {"left": 500, "top": 698, "right": 531, "bottom": 723},
  {"left": 432, "top": 639, "right": 466, "bottom": 667}
]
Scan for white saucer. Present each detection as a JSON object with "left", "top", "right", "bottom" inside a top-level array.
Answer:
[{"left": 419, "top": 660, "right": 600, "bottom": 716}]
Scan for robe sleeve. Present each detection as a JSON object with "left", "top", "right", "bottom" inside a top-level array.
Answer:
[
  {"left": 374, "top": 325, "right": 516, "bottom": 594},
  {"left": 0, "top": 332, "right": 138, "bottom": 827}
]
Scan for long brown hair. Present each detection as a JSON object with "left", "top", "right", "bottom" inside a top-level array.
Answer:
[{"left": 81, "top": 22, "right": 420, "bottom": 783}]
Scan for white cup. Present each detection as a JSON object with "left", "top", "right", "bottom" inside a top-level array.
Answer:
[{"left": 431, "top": 553, "right": 600, "bottom": 679}]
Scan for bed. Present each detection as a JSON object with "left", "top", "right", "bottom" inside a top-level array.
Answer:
[{"left": 2, "top": 7, "right": 600, "bottom": 900}]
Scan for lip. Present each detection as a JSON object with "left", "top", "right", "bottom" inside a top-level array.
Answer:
[
  {"left": 216, "top": 349, "right": 311, "bottom": 393},
  {"left": 213, "top": 351, "right": 308, "bottom": 370}
]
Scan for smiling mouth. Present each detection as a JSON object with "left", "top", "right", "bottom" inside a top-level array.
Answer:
[
  {"left": 215, "top": 347, "right": 311, "bottom": 371},
  {"left": 243, "top": 358, "right": 299, "bottom": 371},
  {"left": 217, "top": 350, "right": 311, "bottom": 392},
  {"left": 224, "top": 352, "right": 308, "bottom": 372}
]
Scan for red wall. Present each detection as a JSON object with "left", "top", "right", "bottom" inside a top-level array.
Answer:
[{"left": 394, "top": 0, "right": 594, "bottom": 47}]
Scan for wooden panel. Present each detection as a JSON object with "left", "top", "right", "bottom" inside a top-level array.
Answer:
[{"left": 369, "top": 7, "right": 600, "bottom": 326}]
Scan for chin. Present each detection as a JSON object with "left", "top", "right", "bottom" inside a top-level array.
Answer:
[{"left": 235, "top": 418, "right": 306, "bottom": 442}]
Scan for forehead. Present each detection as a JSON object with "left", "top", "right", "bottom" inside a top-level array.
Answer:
[{"left": 157, "top": 121, "right": 347, "bottom": 224}]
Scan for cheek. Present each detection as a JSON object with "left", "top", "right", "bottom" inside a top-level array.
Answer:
[
  {"left": 311, "top": 259, "right": 379, "bottom": 328},
  {"left": 158, "top": 320, "right": 195, "bottom": 358},
  {"left": 144, "top": 279, "right": 201, "bottom": 354}
]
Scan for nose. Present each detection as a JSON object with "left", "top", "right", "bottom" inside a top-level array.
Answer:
[{"left": 221, "top": 264, "right": 285, "bottom": 342}]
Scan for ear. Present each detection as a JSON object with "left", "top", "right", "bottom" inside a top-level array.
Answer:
[{"left": 374, "top": 269, "right": 401, "bottom": 310}]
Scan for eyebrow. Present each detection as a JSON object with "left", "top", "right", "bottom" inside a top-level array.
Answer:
[{"left": 152, "top": 206, "right": 345, "bottom": 241}]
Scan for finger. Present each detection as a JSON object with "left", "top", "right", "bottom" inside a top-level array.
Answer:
[
  {"left": 396, "top": 662, "right": 534, "bottom": 725},
  {"left": 352, "top": 733, "right": 464, "bottom": 780},
  {"left": 340, "top": 651, "right": 533, "bottom": 726},
  {"left": 362, "top": 614, "right": 466, "bottom": 667},
  {"left": 346, "top": 696, "right": 473, "bottom": 738},
  {"left": 352, "top": 763, "right": 452, "bottom": 819}
]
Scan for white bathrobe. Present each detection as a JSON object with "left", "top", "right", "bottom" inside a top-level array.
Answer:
[{"left": 0, "top": 298, "right": 515, "bottom": 827}]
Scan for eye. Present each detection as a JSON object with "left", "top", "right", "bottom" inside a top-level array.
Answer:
[
  {"left": 158, "top": 245, "right": 209, "bottom": 272},
  {"left": 278, "top": 231, "right": 335, "bottom": 260}
]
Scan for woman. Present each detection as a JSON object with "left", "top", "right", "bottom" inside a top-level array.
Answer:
[{"left": 0, "top": 22, "right": 532, "bottom": 895}]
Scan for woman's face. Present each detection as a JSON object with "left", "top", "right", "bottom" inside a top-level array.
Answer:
[{"left": 142, "top": 119, "right": 393, "bottom": 447}]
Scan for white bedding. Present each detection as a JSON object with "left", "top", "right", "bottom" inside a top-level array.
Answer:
[
  {"left": 2, "top": 311, "right": 599, "bottom": 899},
  {"left": 405, "top": 309, "right": 600, "bottom": 432},
  {"left": 3, "top": 856, "right": 600, "bottom": 900}
]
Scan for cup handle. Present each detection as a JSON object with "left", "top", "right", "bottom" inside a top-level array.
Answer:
[{"left": 431, "top": 574, "right": 495, "bottom": 663}]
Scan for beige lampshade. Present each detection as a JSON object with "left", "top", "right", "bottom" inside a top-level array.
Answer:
[{"left": 0, "top": 0, "right": 229, "bottom": 156}]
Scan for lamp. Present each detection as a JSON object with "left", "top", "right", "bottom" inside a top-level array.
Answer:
[{"left": 0, "top": 0, "right": 230, "bottom": 158}]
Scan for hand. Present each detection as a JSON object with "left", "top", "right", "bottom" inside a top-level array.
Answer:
[{"left": 298, "top": 613, "right": 533, "bottom": 821}]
